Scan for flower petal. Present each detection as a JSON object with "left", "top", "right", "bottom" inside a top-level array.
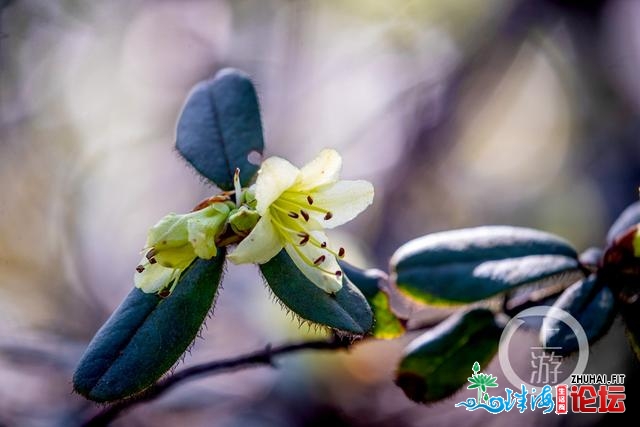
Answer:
[
  {"left": 134, "top": 260, "right": 178, "bottom": 293},
  {"left": 154, "top": 244, "right": 196, "bottom": 269},
  {"left": 284, "top": 234, "right": 342, "bottom": 293},
  {"left": 310, "top": 180, "right": 374, "bottom": 228},
  {"left": 146, "top": 213, "right": 189, "bottom": 249},
  {"left": 187, "top": 218, "right": 218, "bottom": 259},
  {"left": 295, "top": 148, "right": 342, "bottom": 191},
  {"left": 255, "top": 157, "right": 299, "bottom": 215},
  {"left": 228, "top": 213, "right": 284, "bottom": 264}
]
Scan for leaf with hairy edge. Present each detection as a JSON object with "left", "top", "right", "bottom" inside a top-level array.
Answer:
[
  {"left": 607, "top": 201, "right": 640, "bottom": 245},
  {"left": 390, "top": 226, "right": 581, "bottom": 305},
  {"left": 541, "top": 274, "right": 616, "bottom": 355},
  {"left": 176, "top": 68, "right": 264, "bottom": 190},
  {"left": 395, "top": 308, "right": 503, "bottom": 403},
  {"left": 260, "top": 251, "right": 373, "bottom": 335},
  {"left": 73, "top": 252, "right": 225, "bottom": 402},
  {"left": 340, "top": 262, "right": 406, "bottom": 339}
]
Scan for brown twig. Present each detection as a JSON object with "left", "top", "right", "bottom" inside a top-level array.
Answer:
[{"left": 83, "top": 335, "right": 352, "bottom": 426}]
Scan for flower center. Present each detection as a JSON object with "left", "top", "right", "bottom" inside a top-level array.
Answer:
[
  {"left": 268, "top": 193, "right": 345, "bottom": 278},
  {"left": 276, "top": 191, "right": 335, "bottom": 221}
]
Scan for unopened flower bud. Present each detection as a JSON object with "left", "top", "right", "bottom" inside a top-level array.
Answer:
[{"left": 229, "top": 205, "right": 260, "bottom": 235}]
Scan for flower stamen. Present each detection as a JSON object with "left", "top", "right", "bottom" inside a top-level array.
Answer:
[
  {"left": 146, "top": 248, "right": 157, "bottom": 260},
  {"left": 270, "top": 210, "right": 346, "bottom": 260},
  {"left": 307, "top": 195, "right": 314, "bottom": 205},
  {"left": 300, "top": 210, "right": 310, "bottom": 222},
  {"left": 298, "top": 232, "right": 310, "bottom": 245},
  {"left": 278, "top": 194, "right": 329, "bottom": 215},
  {"left": 269, "top": 214, "right": 340, "bottom": 276},
  {"left": 314, "top": 255, "right": 326, "bottom": 265},
  {"left": 233, "top": 168, "right": 242, "bottom": 208}
]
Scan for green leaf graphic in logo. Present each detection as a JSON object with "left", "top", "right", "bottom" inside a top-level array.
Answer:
[{"left": 466, "top": 362, "right": 498, "bottom": 403}]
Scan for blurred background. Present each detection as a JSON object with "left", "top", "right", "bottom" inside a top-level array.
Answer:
[{"left": 1, "top": 0, "right": 639, "bottom": 425}]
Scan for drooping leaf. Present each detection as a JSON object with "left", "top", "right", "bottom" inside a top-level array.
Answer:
[
  {"left": 395, "top": 308, "right": 503, "bottom": 403},
  {"left": 390, "top": 226, "right": 581, "bottom": 305},
  {"left": 607, "top": 201, "right": 640, "bottom": 245},
  {"left": 73, "top": 252, "right": 225, "bottom": 402},
  {"left": 260, "top": 251, "right": 373, "bottom": 335},
  {"left": 340, "top": 262, "right": 406, "bottom": 339},
  {"left": 540, "top": 274, "right": 616, "bottom": 355},
  {"left": 176, "top": 68, "right": 264, "bottom": 190}
]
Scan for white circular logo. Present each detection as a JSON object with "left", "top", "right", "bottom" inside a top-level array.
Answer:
[{"left": 498, "top": 306, "right": 589, "bottom": 390}]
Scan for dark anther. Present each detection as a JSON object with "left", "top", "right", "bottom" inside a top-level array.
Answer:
[
  {"left": 145, "top": 248, "right": 157, "bottom": 260},
  {"left": 298, "top": 233, "right": 310, "bottom": 245},
  {"left": 288, "top": 211, "right": 300, "bottom": 218},
  {"left": 338, "top": 247, "right": 345, "bottom": 257},
  {"left": 307, "top": 195, "right": 314, "bottom": 205},
  {"left": 149, "top": 257, "right": 157, "bottom": 264},
  {"left": 300, "top": 210, "right": 310, "bottom": 222},
  {"left": 324, "top": 211, "right": 333, "bottom": 220},
  {"left": 136, "top": 265, "right": 145, "bottom": 273},
  {"left": 314, "top": 255, "right": 326, "bottom": 265},
  {"left": 335, "top": 270, "right": 342, "bottom": 277},
  {"left": 321, "top": 242, "right": 327, "bottom": 248}
]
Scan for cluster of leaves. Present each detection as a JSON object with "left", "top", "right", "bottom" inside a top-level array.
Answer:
[
  {"left": 391, "top": 203, "right": 640, "bottom": 403},
  {"left": 73, "top": 68, "right": 640, "bottom": 407}
]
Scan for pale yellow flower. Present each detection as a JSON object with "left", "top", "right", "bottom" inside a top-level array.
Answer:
[
  {"left": 228, "top": 149, "right": 374, "bottom": 293},
  {"left": 134, "top": 203, "right": 230, "bottom": 293}
]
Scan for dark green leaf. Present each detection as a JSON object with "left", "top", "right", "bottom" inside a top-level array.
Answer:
[
  {"left": 607, "top": 201, "right": 640, "bottom": 245},
  {"left": 395, "top": 308, "right": 503, "bottom": 403},
  {"left": 391, "top": 226, "right": 580, "bottom": 305},
  {"left": 260, "top": 251, "right": 373, "bottom": 335},
  {"left": 541, "top": 274, "right": 616, "bottom": 355},
  {"left": 176, "top": 68, "right": 264, "bottom": 190},
  {"left": 340, "top": 262, "right": 406, "bottom": 339},
  {"left": 73, "top": 252, "right": 225, "bottom": 402}
]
